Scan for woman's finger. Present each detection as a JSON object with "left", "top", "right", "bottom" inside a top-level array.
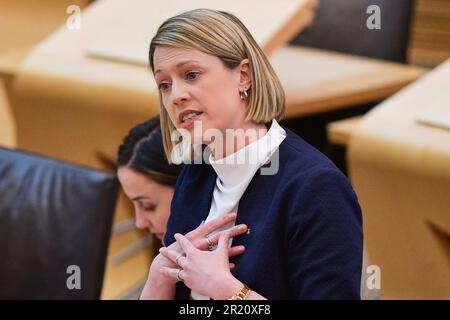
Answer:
[
  {"left": 191, "top": 212, "right": 237, "bottom": 238},
  {"left": 175, "top": 233, "right": 196, "bottom": 255},
  {"left": 193, "top": 224, "right": 247, "bottom": 251},
  {"left": 228, "top": 245, "right": 245, "bottom": 257},
  {"left": 185, "top": 220, "right": 206, "bottom": 240},
  {"left": 208, "top": 224, "right": 247, "bottom": 244},
  {"left": 160, "top": 267, "right": 184, "bottom": 282},
  {"left": 204, "top": 212, "right": 237, "bottom": 234},
  {"left": 217, "top": 230, "right": 232, "bottom": 251},
  {"left": 159, "top": 247, "right": 186, "bottom": 266}
]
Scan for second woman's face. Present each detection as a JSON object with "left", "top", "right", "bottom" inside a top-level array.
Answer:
[
  {"left": 117, "top": 167, "right": 174, "bottom": 240},
  {"left": 153, "top": 45, "right": 248, "bottom": 144}
]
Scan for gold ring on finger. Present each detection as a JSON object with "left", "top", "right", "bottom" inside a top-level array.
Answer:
[
  {"left": 176, "top": 268, "right": 184, "bottom": 282},
  {"left": 175, "top": 253, "right": 184, "bottom": 265},
  {"left": 205, "top": 235, "right": 215, "bottom": 251}
]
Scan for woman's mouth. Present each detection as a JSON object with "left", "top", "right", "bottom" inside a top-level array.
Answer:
[{"left": 180, "top": 111, "right": 203, "bottom": 129}]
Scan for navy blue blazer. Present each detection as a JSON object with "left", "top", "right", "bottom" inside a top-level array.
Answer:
[{"left": 164, "top": 127, "right": 363, "bottom": 300}]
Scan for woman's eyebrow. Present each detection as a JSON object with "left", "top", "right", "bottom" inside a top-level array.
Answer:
[
  {"left": 131, "top": 196, "right": 151, "bottom": 201},
  {"left": 155, "top": 60, "right": 200, "bottom": 74}
]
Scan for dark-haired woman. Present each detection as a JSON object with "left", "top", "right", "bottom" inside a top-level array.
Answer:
[{"left": 117, "top": 116, "right": 183, "bottom": 240}]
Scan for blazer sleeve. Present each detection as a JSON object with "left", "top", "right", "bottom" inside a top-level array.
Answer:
[{"left": 286, "top": 168, "right": 363, "bottom": 299}]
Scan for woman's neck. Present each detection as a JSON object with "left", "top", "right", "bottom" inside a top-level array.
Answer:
[{"left": 210, "top": 122, "right": 268, "bottom": 160}]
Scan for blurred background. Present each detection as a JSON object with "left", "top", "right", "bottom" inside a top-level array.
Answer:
[{"left": 0, "top": 0, "right": 449, "bottom": 299}]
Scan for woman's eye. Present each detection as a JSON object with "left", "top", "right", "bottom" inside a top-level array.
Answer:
[
  {"left": 186, "top": 71, "right": 200, "bottom": 80},
  {"left": 140, "top": 203, "right": 156, "bottom": 212},
  {"left": 158, "top": 82, "right": 171, "bottom": 91}
]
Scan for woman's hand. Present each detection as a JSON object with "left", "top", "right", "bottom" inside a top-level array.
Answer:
[
  {"left": 141, "top": 212, "right": 247, "bottom": 298},
  {"left": 183, "top": 212, "right": 246, "bottom": 251},
  {"left": 152, "top": 212, "right": 246, "bottom": 281},
  {"left": 159, "top": 231, "right": 245, "bottom": 300}
]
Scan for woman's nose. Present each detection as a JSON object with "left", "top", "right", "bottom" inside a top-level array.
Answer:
[
  {"left": 135, "top": 212, "right": 151, "bottom": 229},
  {"left": 171, "top": 82, "right": 190, "bottom": 106}
]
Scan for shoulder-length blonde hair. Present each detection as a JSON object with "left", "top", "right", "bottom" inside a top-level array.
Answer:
[{"left": 149, "top": 8, "right": 285, "bottom": 162}]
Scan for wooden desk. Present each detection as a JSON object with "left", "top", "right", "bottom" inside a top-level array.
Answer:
[
  {"left": 270, "top": 46, "right": 427, "bottom": 118},
  {"left": 326, "top": 116, "right": 362, "bottom": 146},
  {"left": 348, "top": 59, "right": 450, "bottom": 299}
]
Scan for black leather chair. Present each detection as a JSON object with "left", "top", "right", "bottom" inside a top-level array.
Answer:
[
  {"left": 290, "top": 0, "right": 415, "bottom": 63},
  {"left": 0, "top": 147, "right": 119, "bottom": 299}
]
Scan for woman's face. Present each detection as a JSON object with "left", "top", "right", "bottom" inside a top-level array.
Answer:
[
  {"left": 117, "top": 167, "right": 174, "bottom": 240},
  {"left": 153, "top": 45, "right": 251, "bottom": 145}
]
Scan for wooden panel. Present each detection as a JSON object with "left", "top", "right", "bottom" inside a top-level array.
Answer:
[
  {"left": 408, "top": 0, "right": 450, "bottom": 67},
  {"left": 101, "top": 192, "right": 153, "bottom": 300},
  {"left": 348, "top": 59, "right": 450, "bottom": 299}
]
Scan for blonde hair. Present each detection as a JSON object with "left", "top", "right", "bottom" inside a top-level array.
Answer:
[{"left": 149, "top": 8, "right": 285, "bottom": 162}]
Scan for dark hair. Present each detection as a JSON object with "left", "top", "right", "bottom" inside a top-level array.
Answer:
[{"left": 117, "top": 116, "right": 183, "bottom": 186}]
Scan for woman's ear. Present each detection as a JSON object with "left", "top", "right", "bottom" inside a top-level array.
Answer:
[{"left": 238, "top": 58, "right": 252, "bottom": 90}]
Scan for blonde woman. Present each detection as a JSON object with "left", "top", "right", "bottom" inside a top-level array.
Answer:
[{"left": 141, "top": 9, "right": 363, "bottom": 300}]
